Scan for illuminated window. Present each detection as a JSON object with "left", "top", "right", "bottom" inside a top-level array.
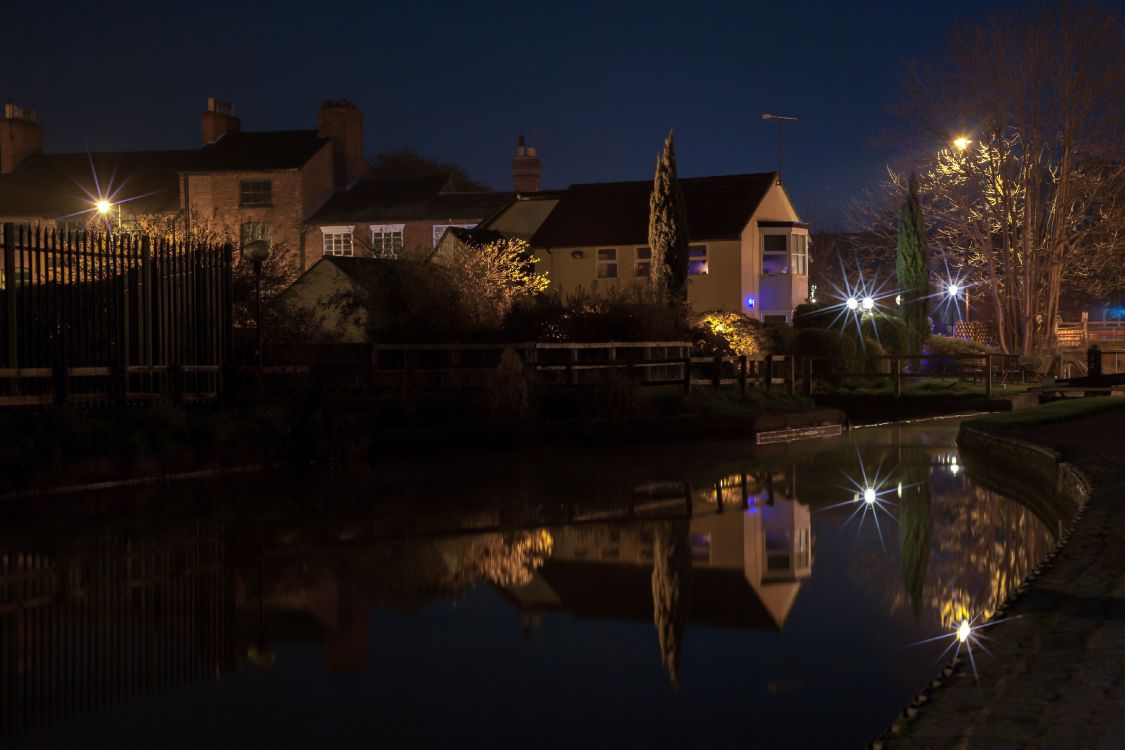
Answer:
[
  {"left": 635, "top": 246, "right": 652, "bottom": 277},
  {"left": 432, "top": 223, "right": 475, "bottom": 248},
  {"left": 240, "top": 222, "right": 271, "bottom": 248},
  {"left": 239, "top": 180, "right": 272, "bottom": 207},
  {"left": 763, "top": 234, "right": 789, "bottom": 274},
  {"left": 687, "top": 245, "right": 708, "bottom": 275},
  {"left": 596, "top": 248, "right": 618, "bottom": 278},
  {"left": 321, "top": 226, "right": 354, "bottom": 257},
  {"left": 792, "top": 234, "right": 808, "bottom": 275},
  {"left": 372, "top": 224, "right": 404, "bottom": 257}
]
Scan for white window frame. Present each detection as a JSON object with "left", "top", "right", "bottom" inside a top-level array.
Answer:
[
  {"left": 432, "top": 223, "right": 475, "bottom": 248},
  {"left": 320, "top": 225, "right": 355, "bottom": 257},
  {"left": 791, "top": 233, "right": 809, "bottom": 275},
  {"left": 371, "top": 224, "right": 405, "bottom": 258},
  {"left": 634, "top": 246, "right": 652, "bottom": 277},
  {"left": 687, "top": 244, "right": 708, "bottom": 276},
  {"left": 596, "top": 248, "right": 618, "bottom": 279},
  {"left": 761, "top": 232, "right": 790, "bottom": 275}
]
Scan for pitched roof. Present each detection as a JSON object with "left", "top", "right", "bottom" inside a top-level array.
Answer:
[
  {"left": 187, "top": 129, "right": 329, "bottom": 172},
  {"left": 530, "top": 172, "right": 778, "bottom": 247},
  {"left": 0, "top": 150, "right": 193, "bottom": 219},
  {"left": 311, "top": 176, "right": 513, "bottom": 224}
]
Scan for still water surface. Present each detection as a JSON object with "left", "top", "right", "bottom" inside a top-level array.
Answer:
[{"left": 0, "top": 419, "right": 1057, "bottom": 749}]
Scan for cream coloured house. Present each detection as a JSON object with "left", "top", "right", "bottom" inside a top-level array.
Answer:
[{"left": 524, "top": 172, "right": 810, "bottom": 323}]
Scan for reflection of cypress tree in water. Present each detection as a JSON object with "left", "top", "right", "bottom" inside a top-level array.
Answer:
[
  {"left": 898, "top": 472, "right": 932, "bottom": 619},
  {"left": 651, "top": 521, "right": 692, "bottom": 688}
]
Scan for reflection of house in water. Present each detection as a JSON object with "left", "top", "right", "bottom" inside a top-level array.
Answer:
[{"left": 503, "top": 473, "right": 812, "bottom": 632}]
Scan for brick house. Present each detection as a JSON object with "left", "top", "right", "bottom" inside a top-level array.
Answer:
[
  {"left": 1, "top": 99, "right": 533, "bottom": 277},
  {"left": 304, "top": 135, "right": 542, "bottom": 262}
]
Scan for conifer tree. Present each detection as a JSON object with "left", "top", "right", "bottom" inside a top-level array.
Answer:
[
  {"left": 648, "top": 130, "right": 690, "bottom": 303},
  {"left": 896, "top": 173, "right": 930, "bottom": 358}
]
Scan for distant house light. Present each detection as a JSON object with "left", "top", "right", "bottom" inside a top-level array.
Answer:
[{"left": 746, "top": 296, "right": 756, "bottom": 308}]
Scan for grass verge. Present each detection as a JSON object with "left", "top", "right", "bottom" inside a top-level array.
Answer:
[{"left": 969, "top": 395, "right": 1125, "bottom": 430}]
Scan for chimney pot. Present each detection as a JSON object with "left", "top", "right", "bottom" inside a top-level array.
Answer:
[
  {"left": 201, "top": 97, "right": 240, "bottom": 145},
  {"left": 512, "top": 134, "right": 541, "bottom": 193},
  {"left": 1, "top": 102, "right": 43, "bottom": 174}
]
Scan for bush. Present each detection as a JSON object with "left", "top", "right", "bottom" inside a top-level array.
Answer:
[
  {"left": 763, "top": 323, "right": 797, "bottom": 355},
  {"left": 923, "top": 335, "right": 992, "bottom": 374},
  {"left": 864, "top": 337, "right": 890, "bottom": 374},
  {"left": 793, "top": 302, "right": 835, "bottom": 330},
  {"left": 692, "top": 311, "right": 768, "bottom": 356},
  {"left": 860, "top": 314, "right": 909, "bottom": 358},
  {"left": 794, "top": 327, "right": 860, "bottom": 383}
]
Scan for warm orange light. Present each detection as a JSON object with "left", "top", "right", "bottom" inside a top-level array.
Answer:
[
  {"left": 95, "top": 199, "right": 112, "bottom": 215},
  {"left": 953, "top": 137, "right": 972, "bottom": 151}
]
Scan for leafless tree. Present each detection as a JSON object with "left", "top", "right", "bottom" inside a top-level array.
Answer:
[{"left": 851, "top": 2, "right": 1125, "bottom": 354}]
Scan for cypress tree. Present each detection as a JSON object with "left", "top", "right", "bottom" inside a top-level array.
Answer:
[
  {"left": 648, "top": 130, "right": 690, "bottom": 303},
  {"left": 896, "top": 173, "right": 930, "bottom": 358}
]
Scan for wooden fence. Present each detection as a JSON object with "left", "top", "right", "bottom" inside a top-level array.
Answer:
[
  {"left": 1057, "top": 320, "right": 1125, "bottom": 348},
  {"left": 0, "top": 224, "right": 233, "bottom": 406}
]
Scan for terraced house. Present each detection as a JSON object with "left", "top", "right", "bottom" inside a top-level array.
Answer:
[{"left": 0, "top": 99, "right": 518, "bottom": 277}]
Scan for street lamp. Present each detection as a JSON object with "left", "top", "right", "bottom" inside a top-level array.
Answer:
[
  {"left": 846, "top": 297, "right": 859, "bottom": 312},
  {"left": 953, "top": 136, "right": 972, "bottom": 152},
  {"left": 95, "top": 199, "right": 112, "bottom": 215},
  {"left": 241, "top": 239, "right": 271, "bottom": 374},
  {"left": 947, "top": 282, "right": 969, "bottom": 322},
  {"left": 862, "top": 296, "right": 875, "bottom": 313}
]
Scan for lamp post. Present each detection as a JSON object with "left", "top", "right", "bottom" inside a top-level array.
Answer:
[
  {"left": 952, "top": 136, "right": 974, "bottom": 326},
  {"left": 241, "top": 239, "right": 271, "bottom": 374}
]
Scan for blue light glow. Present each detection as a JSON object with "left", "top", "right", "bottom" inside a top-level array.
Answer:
[{"left": 746, "top": 296, "right": 756, "bottom": 308}]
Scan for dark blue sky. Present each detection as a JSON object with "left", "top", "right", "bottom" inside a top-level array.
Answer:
[{"left": 0, "top": 0, "right": 1076, "bottom": 226}]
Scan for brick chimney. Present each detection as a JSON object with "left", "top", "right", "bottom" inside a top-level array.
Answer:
[
  {"left": 317, "top": 99, "right": 366, "bottom": 189},
  {"left": 201, "top": 97, "right": 240, "bottom": 145},
  {"left": 512, "top": 134, "right": 541, "bottom": 193},
  {"left": 0, "top": 103, "right": 43, "bottom": 174}
]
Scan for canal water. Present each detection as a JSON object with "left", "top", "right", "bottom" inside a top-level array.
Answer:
[{"left": 0, "top": 418, "right": 1058, "bottom": 749}]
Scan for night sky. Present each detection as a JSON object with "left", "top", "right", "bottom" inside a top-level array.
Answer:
[{"left": 4, "top": 0, "right": 1106, "bottom": 227}]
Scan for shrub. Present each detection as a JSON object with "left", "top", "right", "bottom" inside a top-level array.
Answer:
[
  {"left": 923, "top": 334, "right": 992, "bottom": 373},
  {"left": 864, "top": 337, "right": 890, "bottom": 374},
  {"left": 860, "top": 314, "right": 909, "bottom": 358},
  {"left": 793, "top": 302, "right": 835, "bottom": 330},
  {"left": 794, "top": 327, "right": 859, "bottom": 383},
  {"left": 763, "top": 323, "right": 797, "bottom": 355},
  {"left": 692, "top": 311, "right": 768, "bottom": 356}
]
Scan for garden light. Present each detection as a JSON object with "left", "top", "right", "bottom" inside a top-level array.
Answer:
[
  {"left": 846, "top": 297, "right": 859, "bottom": 311},
  {"left": 862, "top": 296, "right": 875, "bottom": 312},
  {"left": 863, "top": 487, "right": 876, "bottom": 505}
]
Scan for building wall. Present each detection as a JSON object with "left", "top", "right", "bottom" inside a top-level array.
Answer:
[
  {"left": 534, "top": 239, "right": 743, "bottom": 312},
  {"left": 274, "top": 260, "right": 367, "bottom": 342},
  {"left": 185, "top": 143, "right": 336, "bottom": 270}
]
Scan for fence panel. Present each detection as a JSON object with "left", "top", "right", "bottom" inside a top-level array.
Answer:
[{"left": 0, "top": 224, "right": 233, "bottom": 404}]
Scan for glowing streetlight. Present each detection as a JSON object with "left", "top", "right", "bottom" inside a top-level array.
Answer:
[
  {"left": 953, "top": 136, "right": 972, "bottom": 151},
  {"left": 947, "top": 282, "right": 960, "bottom": 298},
  {"left": 846, "top": 297, "right": 859, "bottom": 311},
  {"left": 863, "top": 487, "right": 876, "bottom": 505},
  {"left": 957, "top": 619, "right": 971, "bottom": 643},
  {"left": 861, "top": 296, "right": 875, "bottom": 312},
  {"left": 95, "top": 199, "right": 112, "bottom": 215}
]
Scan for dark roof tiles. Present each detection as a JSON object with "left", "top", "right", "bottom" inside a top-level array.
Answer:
[
  {"left": 312, "top": 176, "right": 512, "bottom": 224},
  {"left": 187, "top": 129, "right": 329, "bottom": 172},
  {"left": 530, "top": 172, "right": 778, "bottom": 247}
]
